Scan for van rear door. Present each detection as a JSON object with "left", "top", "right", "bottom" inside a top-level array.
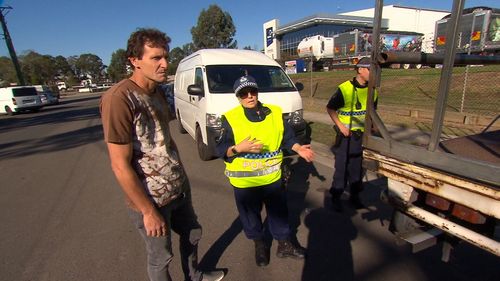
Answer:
[{"left": 12, "top": 87, "right": 41, "bottom": 107}]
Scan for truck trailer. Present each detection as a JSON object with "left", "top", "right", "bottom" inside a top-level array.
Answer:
[
  {"left": 435, "top": 6, "right": 500, "bottom": 55},
  {"left": 362, "top": 0, "right": 499, "bottom": 261},
  {"left": 297, "top": 29, "right": 423, "bottom": 70}
]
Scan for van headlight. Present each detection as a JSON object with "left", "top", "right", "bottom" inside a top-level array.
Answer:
[
  {"left": 206, "top": 113, "right": 221, "bottom": 128},
  {"left": 285, "top": 109, "right": 303, "bottom": 125}
]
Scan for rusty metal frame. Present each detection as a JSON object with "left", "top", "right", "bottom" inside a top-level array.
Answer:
[{"left": 363, "top": 0, "right": 500, "bottom": 187}]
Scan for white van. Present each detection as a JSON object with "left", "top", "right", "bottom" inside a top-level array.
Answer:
[
  {"left": 174, "top": 49, "right": 307, "bottom": 160},
  {"left": 0, "top": 86, "right": 43, "bottom": 115}
]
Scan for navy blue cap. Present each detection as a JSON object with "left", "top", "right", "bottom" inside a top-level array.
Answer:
[
  {"left": 233, "top": 75, "right": 258, "bottom": 96},
  {"left": 356, "top": 57, "right": 371, "bottom": 68}
]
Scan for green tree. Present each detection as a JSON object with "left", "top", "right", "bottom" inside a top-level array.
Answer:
[
  {"left": 67, "top": 55, "right": 78, "bottom": 75},
  {"left": 181, "top": 42, "right": 196, "bottom": 55},
  {"left": 75, "top": 53, "right": 105, "bottom": 81},
  {"left": 167, "top": 47, "right": 184, "bottom": 75},
  {"left": 54, "top": 55, "right": 73, "bottom": 77},
  {"left": 0, "top": 56, "right": 18, "bottom": 86},
  {"left": 191, "top": 4, "right": 237, "bottom": 49},
  {"left": 107, "top": 49, "right": 128, "bottom": 82},
  {"left": 20, "top": 51, "right": 57, "bottom": 85},
  {"left": 167, "top": 43, "right": 196, "bottom": 75}
]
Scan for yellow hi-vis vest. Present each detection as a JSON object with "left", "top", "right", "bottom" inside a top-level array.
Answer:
[
  {"left": 337, "top": 80, "right": 378, "bottom": 132},
  {"left": 223, "top": 104, "right": 284, "bottom": 188}
]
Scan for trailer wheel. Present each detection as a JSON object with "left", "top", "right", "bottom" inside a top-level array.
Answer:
[
  {"left": 414, "top": 64, "right": 422, "bottom": 69},
  {"left": 402, "top": 64, "right": 411, "bottom": 70}
]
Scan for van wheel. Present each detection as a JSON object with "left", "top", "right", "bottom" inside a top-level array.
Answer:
[
  {"left": 5, "top": 106, "right": 14, "bottom": 116},
  {"left": 177, "top": 111, "right": 187, "bottom": 134},
  {"left": 196, "top": 126, "right": 213, "bottom": 161}
]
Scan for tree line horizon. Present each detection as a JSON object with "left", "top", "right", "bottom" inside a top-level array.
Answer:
[{"left": 0, "top": 4, "right": 257, "bottom": 88}]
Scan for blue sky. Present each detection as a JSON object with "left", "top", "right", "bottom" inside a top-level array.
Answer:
[{"left": 0, "top": 0, "right": 497, "bottom": 65}]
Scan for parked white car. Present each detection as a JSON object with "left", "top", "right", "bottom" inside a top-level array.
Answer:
[{"left": 0, "top": 86, "right": 43, "bottom": 115}]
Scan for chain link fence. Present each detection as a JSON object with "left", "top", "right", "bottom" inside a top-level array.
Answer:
[{"left": 379, "top": 64, "right": 499, "bottom": 116}]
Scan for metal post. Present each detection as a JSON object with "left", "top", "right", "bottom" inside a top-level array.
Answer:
[
  {"left": 310, "top": 54, "right": 313, "bottom": 97},
  {"left": 365, "top": 0, "right": 384, "bottom": 139},
  {"left": 0, "top": 6, "right": 24, "bottom": 86},
  {"left": 428, "top": 0, "right": 465, "bottom": 152},
  {"left": 461, "top": 15, "right": 476, "bottom": 113}
]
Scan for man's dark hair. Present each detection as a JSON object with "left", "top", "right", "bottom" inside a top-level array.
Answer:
[{"left": 126, "top": 28, "right": 171, "bottom": 68}]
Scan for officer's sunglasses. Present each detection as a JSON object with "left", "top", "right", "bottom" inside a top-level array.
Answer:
[{"left": 238, "top": 89, "right": 258, "bottom": 99}]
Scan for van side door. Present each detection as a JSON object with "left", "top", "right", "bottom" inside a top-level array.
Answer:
[{"left": 189, "top": 67, "right": 205, "bottom": 127}]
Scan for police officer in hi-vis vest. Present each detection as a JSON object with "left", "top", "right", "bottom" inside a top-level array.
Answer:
[
  {"left": 216, "top": 75, "right": 314, "bottom": 267},
  {"left": 326, "top": 57, "right": 378, "bottom": 212}
]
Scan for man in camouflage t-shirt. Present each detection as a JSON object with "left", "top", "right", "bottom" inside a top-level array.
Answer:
[{"left": 100, "top": 28, "right": 224, "bottom": 281}]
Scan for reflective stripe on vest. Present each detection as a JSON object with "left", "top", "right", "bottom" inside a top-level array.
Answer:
[
  {"left": 223, "top": 104, "right": 284, "bottom": 188},
  {"left": 337, "top": 81, "right": 378, "bottom": 132},
  {"left": 338, "top": 110, "right": 367, "bottom": 116},
  {"left": 241, "top": 149, "right": 281, "bottom": 159},
  {"left": 225, "top": 163, "right": 281, "bottom": 177}
]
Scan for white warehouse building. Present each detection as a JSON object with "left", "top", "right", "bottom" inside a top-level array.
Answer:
[{"left": 263, "top": 5, "right": 449, "bottom": 60}]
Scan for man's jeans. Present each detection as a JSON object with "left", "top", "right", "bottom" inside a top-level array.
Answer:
[{"left": 129, "top": 190, "right": 202, "bottom": 281}]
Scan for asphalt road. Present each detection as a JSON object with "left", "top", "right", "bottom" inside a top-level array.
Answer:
[{"left": 0, "top": 93, "right": 498, "bottom": 281}]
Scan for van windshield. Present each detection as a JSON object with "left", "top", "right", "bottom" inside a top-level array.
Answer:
[
  {"left": 12, "top": 87, "right": 37, "bottom": 97},
  {"left": 205, "top": 65, "right": 296, "bottom": 93}
]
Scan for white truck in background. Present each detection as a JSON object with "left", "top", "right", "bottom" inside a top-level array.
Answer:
[
  {"left": 56, "top": 81, "right": 67, "bottom": 92},
  {"left": 434, "top": 6, "right": 500, "bottom": 55},
  {"left": 297, "top": 29, "right": 423, "bottom": 70}
]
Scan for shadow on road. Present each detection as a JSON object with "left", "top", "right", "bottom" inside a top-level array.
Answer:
[
  {"left": 198, "top": 217, "right": 242, "bottom": 271},
  {"left": 302, "top": 204, "right": 357, "bottom": 281},
  {"left": 0, "top": 105, "right": 100, "bottom": 134},
  {"left": 285, "top": 156, "right": 326, "bottom": 239},
  {"left": 0, "top": 124, "right": 103, "bottom": 159}
]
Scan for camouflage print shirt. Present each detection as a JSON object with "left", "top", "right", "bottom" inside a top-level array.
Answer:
[{"left": 100, "top": 79, "right": 186, "bottom": 208}]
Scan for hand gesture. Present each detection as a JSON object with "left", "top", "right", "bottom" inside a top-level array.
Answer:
[
  {"left": 297, "top": 144, "right": 314, "bottom": 162},
  {"left": 236, "top": 136, "right": 263, "bottom": 153}
]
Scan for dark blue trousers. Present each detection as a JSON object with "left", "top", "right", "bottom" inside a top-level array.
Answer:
[
  {"left": 233, "top": 180, "right": 290, "bottom": 241},
  {"left": 330, "top": 132, "right": 364, "bottom": 197}
]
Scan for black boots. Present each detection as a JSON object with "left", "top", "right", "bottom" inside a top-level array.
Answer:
[
  {"left": 349, "top": 183, "right": 365, "bottom": 209},
  {"left": 276, "top": 240, "right": 306, "bottom": 259},
  {"left": 254, "top": 239, "right": 269, "bottom": 267},
  {"left": 349, "top": 192, "right": 365, "bottom": 209},
  {"left": 330, "top": 184, "right": 365, "bottom": 212},
  {"left": 254, "top": 239, "right": 305, "bottom": 265},
  {"left": 330, "top": 188, "right": 343, "bottom": 212}
]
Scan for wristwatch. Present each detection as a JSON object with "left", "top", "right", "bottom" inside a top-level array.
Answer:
[{"left": 231, "top": 145, "right": 239, "bottom": 155}]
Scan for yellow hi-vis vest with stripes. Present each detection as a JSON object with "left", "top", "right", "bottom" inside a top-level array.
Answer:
[
  {"left": 337, "top": 80, "right": 378, "bottom": 132},
  {"left": 223, "top": 104, "right": 284, "bottom": 188}
]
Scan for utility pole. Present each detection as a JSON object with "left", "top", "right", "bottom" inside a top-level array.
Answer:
[{"left": 0, "top": 6, "right": 25, "bottom": 86}]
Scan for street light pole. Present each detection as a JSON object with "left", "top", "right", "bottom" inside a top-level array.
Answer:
[{"left": 0, "top": 6, "right": 25, "bottom": 86}]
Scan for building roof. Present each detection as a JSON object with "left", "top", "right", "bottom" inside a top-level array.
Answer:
[
  {"left": 275, "top": 13, "right": 389, "bottom": 35},
  {"left": 390, "top": 4, "right": 449, "bottom": 13}
]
